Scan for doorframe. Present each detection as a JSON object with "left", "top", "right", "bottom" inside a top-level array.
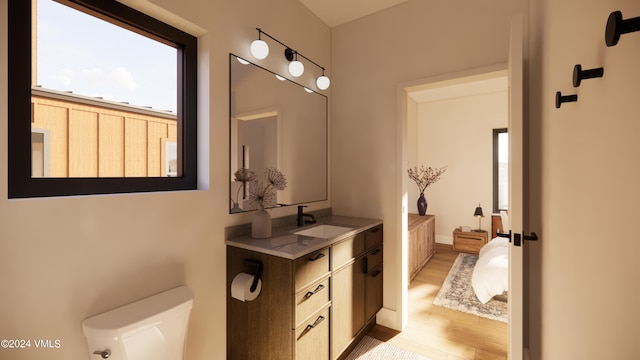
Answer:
[{"left": 389, "top": 63, "right": 511, "bottom": 331}]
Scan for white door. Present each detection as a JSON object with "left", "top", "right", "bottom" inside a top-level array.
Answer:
[{"left": 508, "top": 14, "right": 527, "bottom": 360}]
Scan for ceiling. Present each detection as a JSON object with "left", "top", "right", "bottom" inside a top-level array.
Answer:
[{"left": 298, "top": 0, "right": 408, "bottom": 28}]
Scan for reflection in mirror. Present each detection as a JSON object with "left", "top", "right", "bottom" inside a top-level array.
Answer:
[{"left": 230, "top": 54, "right": 328, "bottom": 213}]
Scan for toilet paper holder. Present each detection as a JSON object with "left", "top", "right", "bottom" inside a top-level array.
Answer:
[{"left": 243, "top": 259, "right": 263, "bottom": 293}]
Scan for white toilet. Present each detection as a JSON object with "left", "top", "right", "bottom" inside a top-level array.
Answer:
[{"left": 82, "top": 286, "right": 194, "bottom": 360}]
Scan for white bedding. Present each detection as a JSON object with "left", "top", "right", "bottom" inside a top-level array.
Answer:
[{"left": 471, "top": 237, "right": 509, "bottom": 304}]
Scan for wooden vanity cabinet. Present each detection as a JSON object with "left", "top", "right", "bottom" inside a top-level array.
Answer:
[{"left": 227, "top": 223, "right": 383, "bottom": 360}]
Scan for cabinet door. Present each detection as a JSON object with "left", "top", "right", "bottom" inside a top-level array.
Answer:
[
  {"left": 365, "top": 265, "right": 383, "bottom": 322},
  {"left": 296, "top": 307, "right": 330, "bottom": 360},
  {"left": 331, "top": 259, "right": 365, "bottom": 359},
  {"left": 408, "top": 227, "right": 419, "bottom": 280}
]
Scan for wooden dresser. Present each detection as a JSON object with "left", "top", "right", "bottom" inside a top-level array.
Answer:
[{"left": 408, "top": 214, "right": 435, "bottom": 281}]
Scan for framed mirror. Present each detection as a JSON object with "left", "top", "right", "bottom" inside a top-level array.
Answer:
[{"left": 229, "top": 54, "right": 328, "bottom": 213}]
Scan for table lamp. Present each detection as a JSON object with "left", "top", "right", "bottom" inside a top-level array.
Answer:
[{"left": 473, "top": 203, "right": 485, "bottom": 232}]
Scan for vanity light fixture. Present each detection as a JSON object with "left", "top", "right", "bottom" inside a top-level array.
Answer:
[
  {"left": 249, "top": 27, "right": 330, "bottom": 89},
  {"left": 304, "top": 87, "right": 313, "bottom": 93},
  {"left": 250, "top": 28, "right": 269, "bottom": 59},
  {"left": 275, "top": 74, "right": 286, "bottom": 81},
  {"left": 285, "top": 48, "right": 304, "bottom": 77},
  {"left": 316, "top": 68, "right": 330, "bottom": 90}
]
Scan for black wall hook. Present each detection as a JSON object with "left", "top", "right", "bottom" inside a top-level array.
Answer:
[
  {"left": 606, "top": 10, "right": 640, "bottom": 47},
  {"left": 555, "top": 91, "right": 578, "bottom": 109},
  {"left": 573, "top": 64, "right": 604, "bottom": 87},
  {"left": 243, "top": 259, "right": 263, "bottom": 293}
]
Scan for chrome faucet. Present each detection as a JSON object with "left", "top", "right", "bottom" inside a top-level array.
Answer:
[{"left": 297, "top": 205, "right": 316, "bottom": 226}]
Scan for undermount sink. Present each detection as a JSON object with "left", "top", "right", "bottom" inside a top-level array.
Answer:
[{"left": 293, "top": 225, "right": 353, "bottom": 239}]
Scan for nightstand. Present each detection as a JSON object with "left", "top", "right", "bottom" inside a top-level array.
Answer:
[{"left": 453, "top": 228, "right": 488, "bottom": 254}]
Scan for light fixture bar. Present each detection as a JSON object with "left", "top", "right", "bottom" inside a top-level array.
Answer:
[{"left": 253, "top": 28, "right": 328, "bottom": 82}]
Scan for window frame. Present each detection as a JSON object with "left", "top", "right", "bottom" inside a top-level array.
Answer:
[
  {"left": 492, "top": 128, "right": 508, "bottom": 213},
  {"left": 8, "top": 0, "right": 197, "bottom": 198}
]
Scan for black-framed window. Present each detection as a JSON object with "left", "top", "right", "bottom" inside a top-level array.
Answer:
[
  {"left": 8, "top": 0, "right": 197, "bottom": 198},
  {"left": 493, "top": 128, "right": 508, "bottom": 212}
]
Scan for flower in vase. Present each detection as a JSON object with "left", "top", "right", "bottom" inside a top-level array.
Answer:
[
  {"left": 247, "top": 168, "right": 287, "bottom": 210},
  {"left": 407, "top": 164, "right": 447, "bottom": 194}
]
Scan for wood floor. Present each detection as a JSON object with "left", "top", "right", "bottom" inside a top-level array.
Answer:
[{"left": 366, "top": 244, "right": 507, "bottom": 360}]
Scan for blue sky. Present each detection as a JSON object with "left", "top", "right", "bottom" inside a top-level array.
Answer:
[{"left": 37, "top": 0, "right": 177, "bottom": 113}]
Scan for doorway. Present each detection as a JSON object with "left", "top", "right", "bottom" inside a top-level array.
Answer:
[{"left": 395, "top": 66, "right": 510, "bottom": 358}]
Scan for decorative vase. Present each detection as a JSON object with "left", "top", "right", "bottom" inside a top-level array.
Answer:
[
  {"left": 417, "top": 193, "right": 428, "bottom": 216},
  {"left": 252, "top": 208, "right": 272, "bottom": 239},
  {"left": 230, "top": 201, "right": 242, "bottom": 213}
]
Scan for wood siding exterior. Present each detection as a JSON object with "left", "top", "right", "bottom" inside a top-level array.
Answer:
[{"left": 31, "top": 89, "right": 177, "bottom": 178}]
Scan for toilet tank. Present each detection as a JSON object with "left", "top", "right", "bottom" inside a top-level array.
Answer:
[{"left": 82, "top": 286, "right": 194, "bottom": 360}]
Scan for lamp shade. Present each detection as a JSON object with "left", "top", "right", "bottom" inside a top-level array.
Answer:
[
  {"left": 289, "top": 60, "right": 304, "bottom": 77},
  {"left": 250, "top": 39, "right": 269, "bottom": 59},
  {"left": 316, "top": 75, "right": 330, "bottom": 90},
  {"left": 474, "top": 205, "right": 484, "bottom": 217}
]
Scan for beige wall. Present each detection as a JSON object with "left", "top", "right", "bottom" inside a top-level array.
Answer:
[
  {"left": 528, "top": 0, "right": 640, "bottom": 358},
  {"left": 331, "top": 0, "right": 523, "bottom": 329},
  {"left": 0, "top": 0, "right": 330, "bottom": 359},
  {"left": 410, "top": 89, "right": 508, "bottom": 243}
]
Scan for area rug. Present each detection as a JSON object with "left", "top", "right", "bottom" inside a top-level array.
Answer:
[
  {"left": 345, "top": 336, "right": 431, "bottom": 360},
  {"left": 433, "top": 253, "right": 508, "bottom": 322}
]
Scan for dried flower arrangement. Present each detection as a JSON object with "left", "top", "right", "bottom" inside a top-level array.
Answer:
[
  {"left": 247, "top": 167, "right": 287, "bottom": 210},
  {"left": 232, "top": 168, "right": 257, "bottom": 208},
  {"left": 407, "top": 164, "right": 447, "bottom": 194}
]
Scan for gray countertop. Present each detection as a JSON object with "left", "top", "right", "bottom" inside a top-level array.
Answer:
[{"left": 225, "top": 215, "right": 382, "bottom": 259}]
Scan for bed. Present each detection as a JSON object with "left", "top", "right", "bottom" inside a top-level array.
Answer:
[{"left": 471, "top": 211, "right": 509, "bottom": 304}]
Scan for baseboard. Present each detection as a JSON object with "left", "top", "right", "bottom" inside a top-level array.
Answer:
[{"left": 375, "top": 308, "right": 401, "bottom": 330}]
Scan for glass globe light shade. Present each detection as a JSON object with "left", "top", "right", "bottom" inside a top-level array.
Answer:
[
  {"left": 289, "top": 60, "right": 304, "bottom": 77},
  {"left": 236, "top": 57, "right": 250, "bottom": 65},
  {"left": 250, "top": 39, "right": 269, "bottom": 60},
  {"left": 316, "top": 75, "right": 330, "bottom": 90},
  {"left": 304, "top": 87, "right": 313, "bottom": 93}
]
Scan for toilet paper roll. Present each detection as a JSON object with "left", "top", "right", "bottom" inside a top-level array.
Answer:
[{"left": 231, "top": 272, "right": 262, "bottom": 302}]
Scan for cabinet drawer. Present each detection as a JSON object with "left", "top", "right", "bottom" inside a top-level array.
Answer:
[
  {"left": 365, "top": 245, "right": 383, "bottom": 272},
  {"left": 331, "top": 233, "right": 365, "bottom": 270},
  {"left": 295, "top": 278, "right": 330, "bottom": 327},
  {"left": 294, "top": 248, "right": 330, "bottom": 291},
  {"left": 365, "top": 225, "right": 383, "bottom": 250},
  {"left": 453, "top": 231, "right": 487, "bottom": 253},
  {"left": 295, "top": 307, "right": 330, "bottom": 360}
]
